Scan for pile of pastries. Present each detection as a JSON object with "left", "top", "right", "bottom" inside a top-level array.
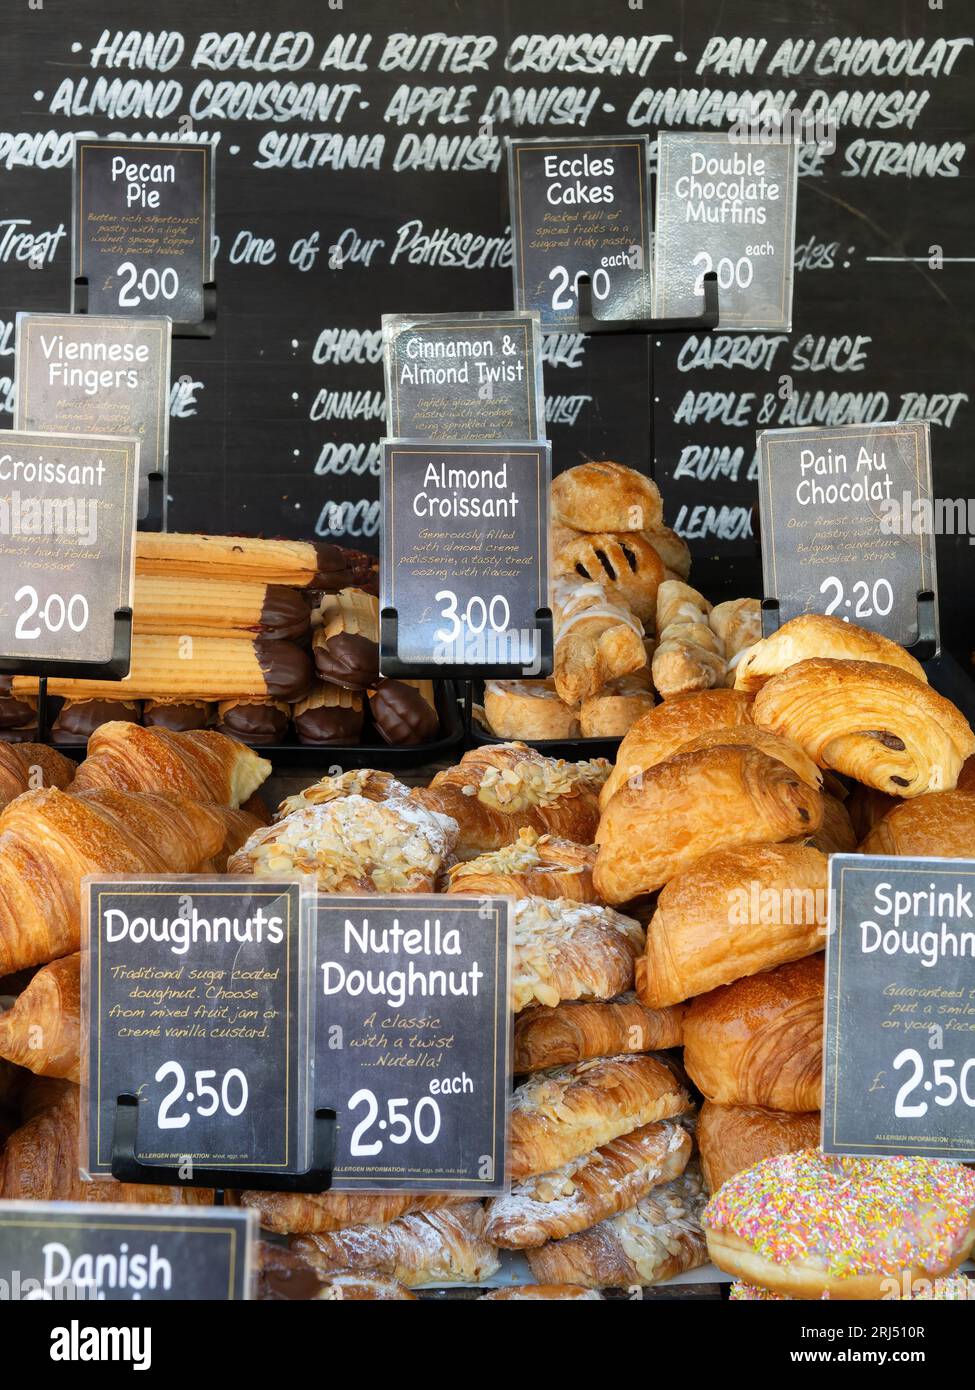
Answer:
[
  {"left": 2, "top": 533, "right": 441, "bottom": 750},
  {"left": 477, "top": 460, "right": 762, "bottom": 741}
]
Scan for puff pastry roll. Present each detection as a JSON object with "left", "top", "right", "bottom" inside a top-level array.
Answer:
[
  {"left": 858, "top": 790, "right": 975, "bottom": 857},
  {"left": 513, "top": 995, "right": 686, "bottom": 1072},
  {"left": 710, "top": 598, "right": 762, "bottom": 685},
  {"left": 0, "top": 953, "right": 80, "bottom": 1081},
  {"left": 71, "top": 723, "right": 271, "bottom": 808},
  {"left": 446, "top": 830, "right": 597, "bottom": 902},
  {"left": 526, "top": 1164, "right": 708, "bottom": 1288},
  {"left": 276, "top": 768, "right": 411, "bottom": 818},
  {"left": 636, "top": 842, "right": 828, "bottom": 1008},
  {"left": 413, "top": 743, "right": 606, "bottom": 857},
  {"left": 682, "top": 956, "right": 824, "bottom": 1112},
  {"left": 696, "top": 1102, "right": 821, "bottom": 1193},
  {"left": 733, "top": 613, "right": 927, "bottom": 694},
  {"left": 751, "top": 659, "right": 975, "bottom": 797},
  {"left": 481, "top": 1285, "right": 604, "bottom": 1300},
  {"left": 553, "top": 531, "right": 664, "bottom": 626},
  {"left": 234, "top": 1189, "right": 466, "bottom": 1236},
  {"left": 651, "top": 580, "right": 725, "bottom": 698},
  {"left": 595, "top": 746, "right": 823, "bottom": 904},
  {"left": 509, "top": 1054, "right": 690, "bottom": 1180},
  {"left": 643, "top": 526, "right": 691, "bottom": 581},
  {"left": 482, "top": 679, "right": 580, "bottom": 741},
  {"left": 600, "top": 688, "right": 754, "bottom": 809},
  {"left": 486, "top": 1119, "right": 691, "bottom": 1248},
  {"left": 511, "top": 897, "right": 645, "bottom": 1011},
  {"left": 552, "top": 578, "right": 648, "bottom": 706},
  {"left": 0, "top": 743, "right": 75, "bottom": 809},
  {"left": 552, "top": 461, "right": 663, "bottom": 534},
  {"left": 290, "top": 1202, "right": 499, "bottom": 1287}
]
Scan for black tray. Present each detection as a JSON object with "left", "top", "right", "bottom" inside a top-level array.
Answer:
[
  {"left": 42, "top": 681, "right": 466, "bottom": 770},
  {"left": 465, "top": 681, "right": 624, "bottom": 762}
]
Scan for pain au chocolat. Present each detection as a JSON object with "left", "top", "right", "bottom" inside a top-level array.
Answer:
[
  {"left": 733, "top": 613, "right": 927, "bottom": 694},
  {"left": 858, "top": 789, "right": 975, "bottom": 856}
]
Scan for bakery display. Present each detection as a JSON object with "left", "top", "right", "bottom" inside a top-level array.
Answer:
[
  {"left": 0, "top": 742, "right": 75, "bottom": 808},
  {"left": 552, "top": 577, "right": 648, "bottom": 706},
  {"left": 234, "top": 1190, "right": 466, "bottom": 1236},
  {"left": 71, "top": 722, "right": 271, "bottom": 806},
  {"left": 553, "top": 530, "right": 665, "bottom": 625},
  {"left": 0, "top": 954, "right": 80, "bottom": 1082},
  {"left": 551, "top": 461, "right": 664, "bottom": 535},
  {"left": 482, "top": 679, "right": 580, "bottom": 740}
]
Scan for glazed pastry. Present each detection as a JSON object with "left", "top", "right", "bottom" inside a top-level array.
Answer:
[
  {"left": 14, "top": 635, "right": 314, "bottom": 704},
  {"left": 291, "top": 1203, "right": 499, "bottom": 1286},
  {"left": 50, "top": 699, "right": 141, "bottom": 742},
  {"left": 703, "top": 1150, "right": 975, "bottom": 1300},
  {"left": 552, "top": 578, "right": 648, "bottom": 707},
  {"left": 276, "top": 768, "right": 411, "bottom": 818},
  {"left": 215, "top": 698, "right": 291, "bottom": 746},
  {"left": 636, "top": 843, "right": 828, "bottom": 1007},
  {"left": 509, "top": 1054, "right": 690, "bottom": 1179},
  {"left": 368, "top": 679, "right": 439, "bottom": 745},
  {"left": 234, "top": 1189, "right": 466, "bottom": 1236},
  {"left": 0, "top": 788, "right": 237, "bottom": 973},
  {"left": 643, "top": 526, "right": 691, "bottom": 581},
  {"left": 808, "top": 793, "right": 857, "bottom": 853},
  {"left": 312, "top": 588, "right": 379, "bottom": 690},
  {"left": 668, "top": 724, "right": 822, "bottom": 789},
  {"left": 0, "top": 953, "right": 80, "bottom": 1081},
  {"left": 0, "top": 743, "right": 75, "bottom": 809},
  {"left": 413, "top": 743, "right": 606, "bottom": 857},
  {"left": 600, "top": 688, "right": 754, "bottom": 808},
  {"left": 710, "top": 599, "right": 762, "bottom": 685},
  {"left": 143, "top": 698, "right": 213, "bottom": 732},
  {"left": 71, "top": 723, "right": 271, "bottom": 807},
  {"left": 579, "top": 670, "right": 654, "bottom": 739},
  {"left": 751, "top": 659, "right": 975, "bottom": 797},
  {"left": 513, "top": 994, "right": 686, "bottom": 1072},
  {"left": 482, "top": 679, "right": 580, "bottom": 741},
  {"left": 134, "top": 574, "right": 311, "bottom": 642},
  {"left": 682, "top": 956, "right": 824, "bottom": 1111},
  {"left": 552, "top": 461, "right": 663, "bottom": 534},
  {"left": 481, "top": 1285, "right": 604, "bottom": 1300},
  {"left": 135, "top": 531, "right": 353, "bottom": 589},
  {"left": 734, "top": 613, "right": 927, "bottom": 694},
  {"left": 510, "top": 897, "right": 645, "bottom": 1011},
  {"left": 228, "top": 795, "right": 457, "bottom": 893},
  {"left": 526, "top": 1164, "right": 707, "bottom": 1288},
  {"left": 696, "top": 1103, "right": 821, "bottom": 1192},
  {"left": 595, "top": 746, "right": 823, "bottom": 903},
  {"left": 553, "top": 531, "right": 664, "bottom": 626},
  {"left": 486, "top": 1119, "right": 691, "bottom": 1248},
  {"left": 293, "top": 685, "right": 363, "bottom": 745},
  {"left": 858, "top": 789, "right": 975, "bottom": 856},
  {"left": 446, "top": 830, "right": 597, "bottom": 903}
]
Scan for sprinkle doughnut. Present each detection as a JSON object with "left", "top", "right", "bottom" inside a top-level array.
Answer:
[
  {"left": 730, "top": 1275, "right": 975, "bottom": 1301},
  {"left": 703, "top": 1149, "right": 975, "bottom": 1300}
]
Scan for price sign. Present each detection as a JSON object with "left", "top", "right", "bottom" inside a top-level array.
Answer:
[
  {"left": 0, "top": 1201, "right": 254, "bottom": 1301},
  {"left": 380, "top": 439, "right": 550, "bottom": 674},
  {"left": 15, "top": 312, "right": 171, "bottom": 523},
  {"left": 72, "top": 138, "right": 214, "bottom": 327},
  {"left": 0, "top": 429, "right": 136, "bottom": 668},
  {"left": 383, "top": 311, "right": 544, "bottom": 442},
  {"left": 507, "top": 135, "right": 652, "bottom": 329},
  {"left": 83, "top": 877, "right": 312, "bottom": 1180},
  {"left": 823, "top": 855, "right": 975, "bottom": 1161},
  {"left": 654, "top": 131, "right": 798, "bottom": 329},
  {"left": 758, "top": 421, "right": 939, "bottom": 649},
  {"left": 315, "top": 896, "right": 511, "bottom": 1193}
]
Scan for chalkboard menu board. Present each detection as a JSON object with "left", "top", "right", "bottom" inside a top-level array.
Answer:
[
  {"left": 84, "top": 877, "right": 312, "bottom": 1180},
  {"left": 0, "top": 1201, "right": 254, "bottom": 1301},
  {"left": 0, "top": 1, "right": 973, "bottom": 655},
  {"left": 824, "top": 854, "right": 975, "bottom": 1162},
  {"left": 758, "top": 421, "right": 938, "bottom": 648},
  {"left": 315, "top": 895, "right": 511, "bottom": 1193}
]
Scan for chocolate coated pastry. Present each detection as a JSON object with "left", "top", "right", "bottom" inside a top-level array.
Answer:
[
  {"left": 254, "top": 640, "right": 313, "bottom": 702},
  {"left": 312, "top": 543, "right": 356, "bottom": 591},
  {"left": 0, "top": 695, "right": 36, "bottom": 729},
  {"left": 368, "top": 680, "right": 439, "bottom": 746},
  {"left": 259, "top": 586, "right": 313, "bottom": 642},
  {"left": 143, "top": 700, "right": 213, "bottom": 732},
  {"left": 293, "top": 686, "right": 363, "bottom": 745},
  {"left": 51, "top": 699, "right": 141, "bottom": 742},
  {"left": 215, "top": 699, "right": 291, "bottom": 745}
]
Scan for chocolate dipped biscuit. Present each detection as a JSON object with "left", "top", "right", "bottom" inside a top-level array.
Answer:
[
  {"left": 312, "top": 589, "right": 379, "bottom": 690},
  {"left": 216, "top": 699, "right": 291, "bottom": 745},
  {"left": 143, "top": 699, "right": 214, "bottom": 732},
  {"left": 293, "top": 685, "right": 363, "bottom": 745},
  {"left": 369, "top": 679, "right": 439, "bottom": 746}
]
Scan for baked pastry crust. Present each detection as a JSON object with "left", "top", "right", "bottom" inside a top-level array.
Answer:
[
  {"left": 482, "top": 679, "right": 580, "bottom": 741},
  {"left": 579, "top": 671, "right": 654, "bottom": 738},
  {"left": 445, "top": 829, "right": 597, "bottom": 903},
  {"left": 509, "top": 1054, "right": 690, "bottom": 1179},
  {"left": 807, "top": 793, "right": 857, "bottom": 853},
  {"left": 696, "top": 1102, "right": 821, "bottom": 1192},
  {"left": 554, "top": 532, "right": 664, "bottom": 625},
  {"left": 643, "top": 527, "right": 690, "bottom": 580},
  {"left": 290, "top": 1202, "right": 499, "bottom": 1286},
  {"left": 526, "top": 1164, "right": 708, "bottom": 1288},
  {"left": 734, "top": 613, "right": 927, "bottom": 693},
  {"left": 413, "top": 743, "right": 606, "bottom": 857},
  {"left": 511, "top": 897, "right": 644, "bottom": 1011},
  {"left": 859, "top": 789, "right": 975, "bottom": 856},
  {"left": 513, "top": 994, "right": 686, "bottom": 1072},
  {"left": 276, "top": 768, "right": 410, "bottom": 818},
  {"left": 552, "top": 578, "right": 648, "bottom": 706},
  {"left": 0, "top": 743, "right": 75, "bottom": 810},
  {"left": 671, "top": 724, "right": 822, "bottom": 789},
  {"left": 682, "top": 955, "right": 824, "bottom": 1111},
  {"left": 636, "top": 843, "right": 828, "bottom": 1007},
  {"left": 0, "top": 953, "right": 80, "bottom": 1081},
  {"left": 600, "top": 688, "right": 754, "bottom": 808},
  {"left": 72, "top": 723, "right": 270, "bottom": 808},
  {"left": 752, "top": 659, "right": 975, "bottom": 797},
  {"left": 595, "top": 746, "right": 824, "bottom": 903},
  {"left": 552, "top": 461, "right": 663, "bottom": 534},
  {"left": 234, "top": 1189, "right": 466, "bottom": 1235},
  {"left": 710, "top": 599, "right": 762, "bottom": 685},
  {"left": 486, "top": 1119, "right": 691, "bottom": 1248}
]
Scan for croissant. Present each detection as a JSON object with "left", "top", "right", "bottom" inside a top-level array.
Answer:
[
  {"left": 669, "top": 725, "right": 822, "bottom": 790},
  {"left": 0, "top": 1084, "right": 213, "bottom": 1205},
  {"left": 636, "top": 843, "right": 828, "bottom": 1007},
  {"left": 445, "top": 829, "right": 597, "bottom": 902},
  {"left": 552, "top": 578, "right": 648, "bottom": 706},
  {"left": 196, "top": 806, "right": 266, "bottom": 871},
  {"left": 290, "top": 1203, "right": 499, "bottom": 1286},
  {"left": 808, "top": 793, "right": 858, "bottom": 854},
  {"left": 71, "top": 722, "right": 271, "bottom": 808},
  {"left": 513, "top": 994, "right": 686, "bottom": 1072},
  {"left": 511, "top": 897, "right": 645, "bottom": 1011},
  {"left": 734, "top": 613, "right": 927, "bottom": 694},
  {"left": 858, "top": 790, "right": 975, "bottom": 857},
  {"left": 696, "top": 1101, "right": 821, "bottom": 1192},
  {"left": 0, "top": 788, "right": 232, "bottom": 972},
  {"left": 413, "top": 743, "right": 606, "bottom": 857},
  {"left": 595, "top": 746, "right": 824, "bottom": 904},
  {"left": 643, "top": 526, "right": 691, "bottom": 580},
  {"left": 751, "top": 659, "right": 975, "bottom": 797},
  {"left": 0, "top": 743, "right": 75, "bottom": 810},
  {"left": 600, "top": 688, "right": 754, "bottom": 808},
  {"left": 233, "top": 1189, "right": 466, "bottom": 1236},
  {"left": 0, "top": 953, "right": 80, "bottom": 1080}
]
